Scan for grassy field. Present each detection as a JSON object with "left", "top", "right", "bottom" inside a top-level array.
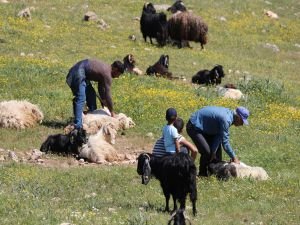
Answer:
[{"left": 0, "top": 0, "right": 300, "bottom": 224}]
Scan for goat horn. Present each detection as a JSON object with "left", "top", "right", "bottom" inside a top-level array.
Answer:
[{"left": 143, "top": 153, "right": 150, "bottom": 161}]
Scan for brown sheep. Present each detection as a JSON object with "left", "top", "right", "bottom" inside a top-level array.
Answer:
[{"left": 168, "top": 12, "right": 208, "bottom": 49}]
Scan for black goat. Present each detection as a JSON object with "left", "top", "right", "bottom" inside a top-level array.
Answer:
[
  {"left": 137, "top": 152, "right": 197, "bottom": 216},
  {"left": 191, "top": 65, "right": 225, "bottom": 85},
  {"left": 123, "top": 54, "right": 143, "bottom": 75},
  {"left": 40, "top": 128, "right": 87, "bottom": 155},
  {"left": 208, "top": 161, "right": 237, "bottom": 181},
  {"left": 168, "top": 209, "right": 192, "bottom": 225},
  {"left": 167, "top": 0, "right": 187, "bottom": 14},
  {"left": 140, "top": 3, "right": 168, "bottom": 46},
  {"left": 146, "top": 54, "right": 173, "bottom": 79}
]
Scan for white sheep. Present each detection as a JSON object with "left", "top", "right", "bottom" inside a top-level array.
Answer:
[
  {"left": 209, "top": 161, "right": 269, "bottom": 181},
  {"left": 217, "top": 86, "right": 245, "bottom": 100},
  {"left": 0, "top": 100, "right": 44, "bottom": 129},
  {"left": 64, "top": 108, "right": 135, "bottom": 135},
  {"left": 233, "top": 162, "right": 269, "bottom": 180},
  {"left": 79, "top": 123, "right": 121, "bottom": 164}
]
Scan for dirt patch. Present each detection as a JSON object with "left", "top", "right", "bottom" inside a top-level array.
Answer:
[{"left": 0, "top": 134, "right": 155, "bottom": 169}]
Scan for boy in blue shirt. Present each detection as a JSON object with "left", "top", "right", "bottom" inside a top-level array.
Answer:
[{"left": 163, "top": 108, "right": 180, "bottom": 154}]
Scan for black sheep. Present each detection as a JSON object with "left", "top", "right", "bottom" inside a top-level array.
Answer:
[
  {"left": 140, "top": 3, "right": 168, "bottom": 46},
  {"left": 137, "top": 152, "right": 197, "bottom": 216},
  {"left": 146, "top": 54, "right": 173, "bottom": 79},
  {"left": 191, "top": 65, "right": 225, "bottom": 85},
  {"left": 40, "top": 128, "right": 87, "bottom": 155}
]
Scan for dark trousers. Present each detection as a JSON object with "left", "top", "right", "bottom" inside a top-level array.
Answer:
[{"left": 186, "top": 120, "right": 222, "bottom": 176}]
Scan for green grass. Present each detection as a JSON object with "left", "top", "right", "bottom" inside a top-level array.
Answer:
[{"left": 0, "top": 0, "right": 300, "bottom": 224}]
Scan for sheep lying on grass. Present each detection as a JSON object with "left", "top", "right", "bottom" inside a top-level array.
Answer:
[
  {"left": 216, "top": 86, "right": 245, "bottom": 100},
  {"left": 0, "top": 100, "right": 44, "bottom": 129},
  {"left": 79, "top": 123, "right": 136, "bottom": 164},
  {"left": 209, "top": 161, "right": 269, "bottom": 181},
  {"left": 64, "top": 108, "right": 135, "bottom": 135}
]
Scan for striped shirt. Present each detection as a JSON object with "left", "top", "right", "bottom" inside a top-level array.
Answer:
[{"left": 152, "top": 135, "right": 186, "bottom": 158}]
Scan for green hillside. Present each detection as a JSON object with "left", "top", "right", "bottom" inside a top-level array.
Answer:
[{"left": 0, "top": 0, "right": 299, "bottom": 224}]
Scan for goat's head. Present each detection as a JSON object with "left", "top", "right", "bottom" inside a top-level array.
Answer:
[
  {"left": 158, "top": 54, "right": 169, "bottom": 68},
  {"left": 167, "top": 0, "right": 187, "bottom": 14},
  {"left": 69, "top": 128, "right": 88, "bottom": 146},
  {"left": 208, "top": 161, "right": 236, "bottom": 181},
  {"left": 212, "top": 65, "right": 225, "bottom": 79},
  {"left": 168, "top": 209, "right": 192, "bottom": 225},
  {"left": 123, "top": 54, "right": 136, "bottom": 68},
  {"left": 137, "top": 153, "right": 152, "bottom": 185},
  {"left": 143, "top": 2, "right": 156, "bottom": 14}
]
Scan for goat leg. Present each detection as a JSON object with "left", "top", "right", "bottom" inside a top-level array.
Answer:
[
  {"left": 163, "top": 192, "right": 170, "bottom": 212},
  {"left": 172, "top": 195, "right": 178, "bottom": 212}
]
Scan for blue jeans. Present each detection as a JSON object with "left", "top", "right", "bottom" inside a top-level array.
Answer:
[{"left": 68, "top": 60, "right": 97, "bottom": 128}]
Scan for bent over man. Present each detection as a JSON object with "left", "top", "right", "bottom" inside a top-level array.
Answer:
[
  {"left": 186, "top": 106, "right": 250, "bottom": 177},
  {"left": 66, "top": 59, "right": 124, "bottom": 129}
]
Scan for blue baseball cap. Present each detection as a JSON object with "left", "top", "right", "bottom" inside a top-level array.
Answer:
[
  {"left": 236, "top": 106, "right": 250, "bottom": 125},
  {"left": 166, "top": 108, "right": 177, "bottom": 121}
]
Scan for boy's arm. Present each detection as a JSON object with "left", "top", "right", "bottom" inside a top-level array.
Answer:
[
  {"left": 179, "top": 139, "right": 197, "bottom": 153},
  {"left": 175, "top": 139, "right": 180, "bottom": 153}
]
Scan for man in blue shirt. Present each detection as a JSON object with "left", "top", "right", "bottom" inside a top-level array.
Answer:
[{"left": 186, "top": 106, "right": 250, "bottom": 177}]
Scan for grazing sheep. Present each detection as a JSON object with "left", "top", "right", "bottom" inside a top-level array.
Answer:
[
  {"left": 137, "top": 152, "right": 197, "bottom": 216},
  {"left": 0, "top": 100, "right": 44, "bottom": 129},
  {"left": 79, "top": 124, "right": 120, "bottom": 163},
  {"left": 146, "top": 54, "right": 173, "bottom": 79},
  {"left": 191, "top": 65, "right": 225, "bottom": 85},
  {"left": 168, "top": 12, "right": 208, "bottom": 49},
  {"left": 167, "top": 0, "right": 187, "bottom": 14},
  {"left": 140, "top": 2, "right": 168, "bottom": 46},
  {"left": 40, "top": 128, "right": 87, "bottom": 155},
  {"left": 216, "top": 86, "right": 244, "bottom": 100},
  {"left": 123, "top": 54, "right": 143, "bottom": 75},
  {"left": 209, "top": 161, "right": 269, "bottom": 181},
  {"left": 168, "top": 209, "right": 192, "bottom": 225}
]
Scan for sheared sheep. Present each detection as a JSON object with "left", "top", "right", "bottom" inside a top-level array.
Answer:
[
  {"left": 64, "top": 108, "right": 135, "bottom": 135},
  {"left": 123, "top": 54, "right": 143, "bottom": 75},
  {"left": 40, "top": 128, "right": 87, "bottom": 155},
  {"left": 140, "top": 2, "right": 168, "bottom": 46},
  {"left": 192, "top": 65, "right": 225, "bottom": 85},
  {"left": 209, "top": 161, "right": 269, "bottom": 181},
  {"left": 0, "top": 100, "right": 44, "bottom": 129},
  {"left": 137, "top": 152, "right": 197, "bottom": 216},
  {"left": 168, "top": 12, "right": 208, "bottom": 49}
]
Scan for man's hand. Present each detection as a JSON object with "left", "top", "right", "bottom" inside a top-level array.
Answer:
[
  {"left": 231, "top": 156, "right": 240, "bottom": 164},
  {"left": 111, "top": 111, "right": 116, "bottom": 118}
]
